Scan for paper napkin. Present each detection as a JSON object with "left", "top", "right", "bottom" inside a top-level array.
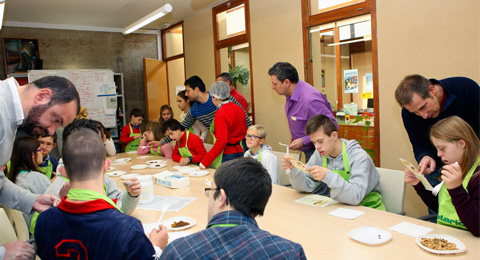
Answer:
[
  {"left": 389, "top": 221, "right": 433, "bottom": 237},
  {"left": 328, "top": 207, "right": 365, "bottom": 220}
]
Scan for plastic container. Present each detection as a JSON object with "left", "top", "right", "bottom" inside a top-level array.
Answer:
[{"left": 137, "top": 175, "right": 154, "bottom": 204}]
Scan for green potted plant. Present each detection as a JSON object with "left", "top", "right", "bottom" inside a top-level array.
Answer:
[{"left": 227, "top": 47, "right": 250, "bottom": 87}]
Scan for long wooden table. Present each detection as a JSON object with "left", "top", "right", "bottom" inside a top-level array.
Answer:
[{"left": 109, "top": 153, "right": 479, "bottom": 259}]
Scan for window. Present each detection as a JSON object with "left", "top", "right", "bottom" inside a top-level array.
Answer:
[
  {"left": 302, "top": 1, "right": 379, "bottom": 164},
  {"left": 213, "top": 0, "right": 254, "bottom": 121}
]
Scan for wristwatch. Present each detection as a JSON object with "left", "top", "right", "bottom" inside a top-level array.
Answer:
[{"left": 188, "top": 156, "right": 193, "bottom": 163}]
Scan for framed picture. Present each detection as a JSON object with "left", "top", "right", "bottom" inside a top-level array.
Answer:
[{"left": 2, "top": 37, "right": 40, "bottom": 75}]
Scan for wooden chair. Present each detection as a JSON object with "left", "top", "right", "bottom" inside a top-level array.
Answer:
[
  {"left": 376, "top": 167, "right": 406, "bottom": 214},
  {"left": 0, "top": 208, "right": 17, "bottom": 245},
  {"left": 3, "top": 206, "right": 30, "bottom": 241}
]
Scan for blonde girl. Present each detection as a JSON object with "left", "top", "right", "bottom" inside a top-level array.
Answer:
[{"left": 404, "top": 116, "right": 480, "bottom": 236}]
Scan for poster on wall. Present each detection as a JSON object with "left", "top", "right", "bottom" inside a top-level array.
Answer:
[
  {"left": 344, "top": 69, "right": 358, "bottom": 93},
  {"left": 365, "top": 73, "right": 373, "bottom": 91},
  {"left": 2, "top": 38, "right": 40, "bottom": 75}
]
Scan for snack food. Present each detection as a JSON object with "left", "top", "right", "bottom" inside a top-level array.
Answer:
[
  {"left": 172, "top": 220, "right": 190, "bottom": 228},
  {"left": 288, "top": 156, "right": 307, "bottom": 172},
  {"left": 420, "top": 238, "right": 458, "bottom": 251}
]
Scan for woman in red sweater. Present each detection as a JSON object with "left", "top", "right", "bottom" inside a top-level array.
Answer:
[{"left": 200, "top": 81, "right": 247, "bottom": 169}]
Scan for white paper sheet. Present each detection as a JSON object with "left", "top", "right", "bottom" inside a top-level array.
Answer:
[
  {"left": 136, "top": 196, "right": 197, "bottom": 212},
  {"left": 389, "top": 221, "right": 433, "bottom": 237},
  {"left": 328, "top": 207, "right": 365, "bottom": 220}
]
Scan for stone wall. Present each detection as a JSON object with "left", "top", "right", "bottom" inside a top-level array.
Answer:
[{"left": 0, "top": 27, "right": 157, "bottom": 118}]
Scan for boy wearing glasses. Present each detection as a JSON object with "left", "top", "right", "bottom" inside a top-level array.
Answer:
[
  {"left": 37, "top": 133, "right": 59, "bottom": 179},
  {"left": 244, "top": 125, "right": 279, "bottom": 184},
  {"left": 161, "top": 157, "right": 306, "bottom": 259},
  {"left": 162, "top": 118, "right": 207, "bottom": 166}
]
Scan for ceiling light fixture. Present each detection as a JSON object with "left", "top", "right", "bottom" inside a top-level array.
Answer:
[
  {"left": 123, "top": 3, "right": 172, "bottom": 35},
  {"left": 0, "top": 0, "right": 5, "bottom": 30}
]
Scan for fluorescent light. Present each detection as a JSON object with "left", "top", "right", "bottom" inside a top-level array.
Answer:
[
  {"left": 0, "top": 0, "right": 5, "bottom": 30},
  {"left": 123, "top": 3, "right": 172, "bottom": 35},
  {"left": 327, "top": 35, "right": 371, "bottom": 46}
]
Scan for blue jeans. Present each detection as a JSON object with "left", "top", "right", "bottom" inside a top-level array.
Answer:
[{"left": 221, "top": 152, "right": 243, "bottom": 163}]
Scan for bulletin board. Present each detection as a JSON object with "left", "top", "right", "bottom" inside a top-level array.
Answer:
[{"left": 28, "top": 70, "right": 117, "bottom": 128}]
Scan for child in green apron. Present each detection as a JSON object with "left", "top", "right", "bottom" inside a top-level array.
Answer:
[
  {"left": 120, "top": 108, "right": 144, "bottom": 152},
  {"left": 177, "top": 90, "right": 209, "bottom": 141},
  {"left": 162, "top": 118, "right": 207, "bottom": 166},
  {"left": 7, "top": 136, "right": 51, "bottom": 231},
  {"left": 137, "top": 122, "right": 173, "bottom": 158},
  {"left": 405, "top": 116, "right": 480, "bottom": 236},
  {"left": 284, "top": 114, "right": 386, "bottom": 210},
  {"left": 37, "top": 133, "right": 59, "bottom": 179}
]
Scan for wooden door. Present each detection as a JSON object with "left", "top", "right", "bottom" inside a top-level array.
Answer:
[{"left": 144, "top": 58, "right": 168, "bottom": 122}]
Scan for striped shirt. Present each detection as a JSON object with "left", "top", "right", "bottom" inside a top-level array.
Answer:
[
  {"left": 160, "top": 210, "right": 306, "bottom": 259},
  {"left": 161, "top": 93, "right": 252, "bottom": 145}
]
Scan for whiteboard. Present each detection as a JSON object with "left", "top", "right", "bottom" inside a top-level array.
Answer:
[{"left": 28, "top": 70, "right": 117, "bottom": 128}]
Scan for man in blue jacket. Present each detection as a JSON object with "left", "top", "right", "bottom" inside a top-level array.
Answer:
[{"left": 395, "top": 74, "right": 479, "bottom": 188}]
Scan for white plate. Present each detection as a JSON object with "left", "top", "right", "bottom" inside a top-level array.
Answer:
[
  {"left": 349, "top": 226, "right": 392, "bottom": 245},
  {"left": 161, "top": 216, "right": 196, "bottom": 231},
  {"left": 174, "top": 166, "right": 196, "bottom": 174},
  {"left": 114, "top": 158, "right": 132, "bottom": 163},
  {"left": 146, "top": 160, "right": 167, "bottom": 164},
  {"left": 416, "top": 234, "right": 466, "bottom": 254},
  {"left": 107, "top": 167, "right": 115, "bottom": 171},
  {"left": 189, "top": 170, "right": 210, "bottom": 177},
  {"left": 126, "top": 151, "right": 137, "bottom": 154},
  {"left": 106, "top": 170, "right": 127, "bottom": 177},
  {"left": 149, "top": 163, "right": 167, "bottom": 169},
  {"left": 131, "top": 164, "right": 148, "bottom": 170},
  {"left": 120, "top": 173, "right": 140, "bottom": 180}
]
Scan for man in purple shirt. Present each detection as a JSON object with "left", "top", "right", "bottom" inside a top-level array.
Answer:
[{"left": 268, "top": 62, "right": 337, "bottom": 162}]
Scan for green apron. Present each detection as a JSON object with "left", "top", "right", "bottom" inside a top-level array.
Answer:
[
  {"left": 246, "top": 146, "right": 262, "bottom": 164},
  {"left": 38, "top": 158, "right": 53, "bottom": 179},
  {"left": 209, "top": 120, "right": 223, "bottom": 169},
  {"left": 178, "top": 131, "right": 195, "bottom": 165},
  {"left": 149, "top": 146, "right": 163, "bottom": 156},
  {"left": 437, "top": 157, "right": 480, "bottom": 230},
  {"left": 209, "top": 224, "right": 239, "bottom": 228},
  {"left": 322, "top": 141, "right": 386, "bottom": 210},
  {"left": 125, "top": 124, "right": 141, "bottom": 152}
]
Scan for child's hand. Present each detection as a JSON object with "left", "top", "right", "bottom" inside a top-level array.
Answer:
[
  {"left": 148, "top": 141, "right": 161, "bottom": 148},
  {"left": 179, "top": 157, "right": 190, "bottom": 166},
  {"left": 282, "top": 155, "right": 293, "bottom": 170},
  {"left": 126, "top": 177, "right": 141, "bottom": 197},
  {"left": 307, "top": 166, "right": 327, "bottom": 181},
  {"left": 441, "top": 163, "right": 463, "bottom": 189},
  {"left": 404, "top": 168, "right": 420, "bottom": 186},
  {"left": 149, "top": 224, "right": 169, "bottom": 250}
]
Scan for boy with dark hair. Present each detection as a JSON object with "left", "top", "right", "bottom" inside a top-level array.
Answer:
[
  {"left": 35, "top": 129, "right": 168, "bottom": 259},
  {"left": 162, "top": 119, "right": 207, "bottom": 166},
  {"left": 283, "top": 114, "right": 385, "bottom": 210},
  {"left": 37, "top": 133, "right": 59, "bottom": 179},
  {"left": 160, "top": 157, "right": 306, "bottom": 259},
  {"left": 120, "top": 108, "right": 144, "bottom": 152}
]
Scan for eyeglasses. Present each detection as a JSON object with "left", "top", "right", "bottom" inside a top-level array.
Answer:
[
  {"left": 39, "top": 141, "right": 54, "bottom": 147},
  {"left": 36, "top": 148, "right": 46, "bottom": 152},
  {"left": 245, "top": 135, "right": 263, "bottom": 140},
  {"left": 204, "top": 188, "right": 219, "bottom": 197}
]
